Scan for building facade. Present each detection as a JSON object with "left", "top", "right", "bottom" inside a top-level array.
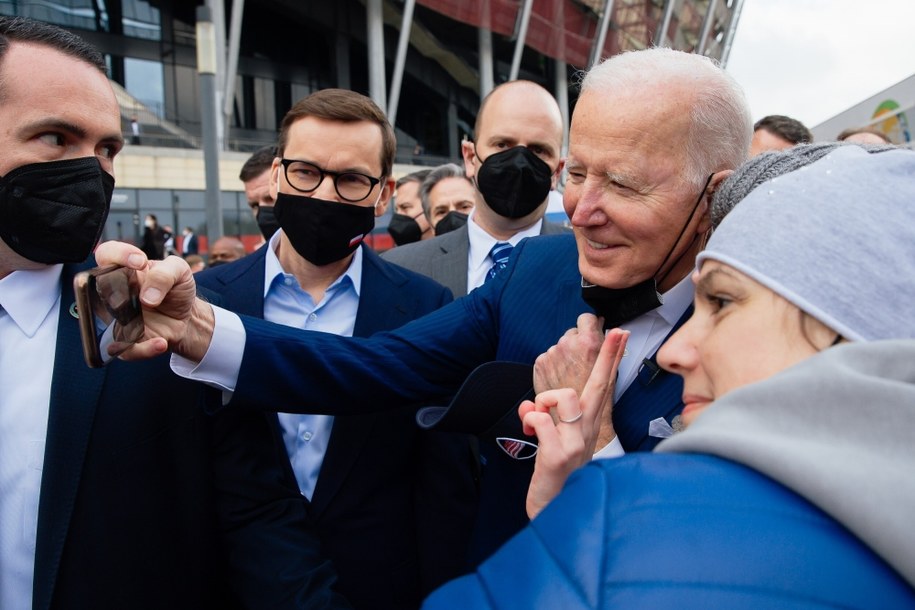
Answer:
[{"left": 1, "top": 0, "right": 744, "bottom": 253}]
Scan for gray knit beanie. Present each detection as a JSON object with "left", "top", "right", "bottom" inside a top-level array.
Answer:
[
  {"left": 699, "top": 144, "right": 915, "bottom": 342},
  {"left": 711, "top": 142, "right": 896, "bottom": 227}
]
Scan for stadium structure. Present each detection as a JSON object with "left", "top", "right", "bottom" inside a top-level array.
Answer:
[{"left": 1, "top": 0, "right": 745, "bottom": 251}]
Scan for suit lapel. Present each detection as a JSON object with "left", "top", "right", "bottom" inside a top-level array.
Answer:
[
  {"left": 309, "top": 249, "right": 400, "bottom": 517},
  {"left": 613, "top": 306, "right": 692, "bottom": 452},
  {"left": 210, "top": 248, "right": 267, "bottom": 316},
  {"left": 430, "top": 227, "right": 470, "bottom": 297},
  {"left": 33, "top": 263, "right": 108, "bottom": 610}
]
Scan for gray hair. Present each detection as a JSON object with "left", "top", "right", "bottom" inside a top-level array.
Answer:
[
  {"left": 711, "top": 142, "right": 898, "bottom": 228},
  {"left": 580, "top": 48, "right": 752, "bottom": 189},
  {"left": 419, "top": 163, "right": 470, "bottom": 219}
]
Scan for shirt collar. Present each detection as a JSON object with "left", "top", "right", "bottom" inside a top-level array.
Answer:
[
  {"left": 0, "top": 264, "right": 63, "bottom": 337},
  {"left": 657, "top": 272, "right": 695, "bottom": 325},
  {"left": 466, "top": 208, "right": 543, "bottom": 270},
  {"left": 263, "top": 230, "right": 363, "bottom": 298}
]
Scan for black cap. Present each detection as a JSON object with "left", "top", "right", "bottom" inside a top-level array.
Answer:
[{"left": 416, "top": 361, "right": 535, "bottom": 439}]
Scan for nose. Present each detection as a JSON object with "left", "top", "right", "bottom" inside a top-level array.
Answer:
[
  {"left": 657, "top": 316, "right": 699, "bottom": 376},
  {"left": 567, "top": 182, "right": 609, "bottom": 228},
  {"left": 302, "top": 173, "right": 335, "bottom": 201}
]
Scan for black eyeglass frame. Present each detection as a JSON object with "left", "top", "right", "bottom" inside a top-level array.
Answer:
[{"left": 280, "top": 158, "right": 383, "bottom": 203}]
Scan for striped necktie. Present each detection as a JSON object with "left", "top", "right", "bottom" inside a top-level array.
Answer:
[{"left": 485, "top": 242, "right": 513, "bottom": 283}]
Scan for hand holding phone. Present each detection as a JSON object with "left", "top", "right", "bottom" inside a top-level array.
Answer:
[{"left": 74, "top": 265, "right": 145, "bottom": 367}]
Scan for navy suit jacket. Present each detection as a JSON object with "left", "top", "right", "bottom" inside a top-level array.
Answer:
[
  {"left": 196, "top": 245, "right": 478, "bottom": 609},
  {"left": 227, "top": 234, "right": 687, "bottom": 563},
  {"left": 35, "top": 262, "right": 344, "bottom": 610},
  {"left": 381, "top": 218, "right": 570, "bottom": 297}
]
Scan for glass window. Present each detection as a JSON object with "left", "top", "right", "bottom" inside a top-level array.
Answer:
[
  {"left": 0, "top": 1, "right": 107, "bottom": 32},
  {"left": 102, "top": 211, "right": 142, "bottom": 246},
  {"left": 138, "top": 189, "right": 173, "bottom": 211},
  {"left": 124, "top": 57, "right": 165, "bottom": 119},
  {"left": 122, "top": 0, "right": 161, "bottom": 41},
  {"left": 174, "top": 190, "right": 205, "bottom": 210}
]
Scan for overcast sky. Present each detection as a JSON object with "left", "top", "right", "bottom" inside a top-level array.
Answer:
[{"left": 724, "top": 0, "right": 915, "bottom": 129}]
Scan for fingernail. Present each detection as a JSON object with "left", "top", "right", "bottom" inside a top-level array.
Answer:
[
  {"left": 128, "top": 253, "right": 145, "bottom": 268},
  {"left": 143, "top": 287, "right": 162, "bottom": 303}
]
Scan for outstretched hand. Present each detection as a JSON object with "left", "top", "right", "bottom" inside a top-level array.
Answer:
[
  {"left": 94, "top": 240, "right": 214, "bottom": 362},
  {"left": 521, "top": 328, "right": 628, "bottom": 519}
]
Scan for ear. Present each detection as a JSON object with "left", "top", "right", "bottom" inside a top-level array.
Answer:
[
  {"left": 461, "top": 140, "right": 477, "bottom": 180},
  {"left": 374, "top": 177, "right": 395, "bottom": 218},
  {"left": 697, "top": 169, "right": 732, "bottom": 234},
  {"left": 550, "top": 158, "right": 565, "bottom": 190},
  {"left": 270, "top": 158, "right": 282, "bottom": 199}
]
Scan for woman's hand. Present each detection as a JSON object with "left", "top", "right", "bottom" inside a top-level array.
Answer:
[{"left": 521, "top": 328, "right": 628, "bottom": 519}]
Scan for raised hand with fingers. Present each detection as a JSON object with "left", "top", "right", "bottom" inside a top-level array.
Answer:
[{"left": 521, "top": 328, "right": 629, "bottom": 519}]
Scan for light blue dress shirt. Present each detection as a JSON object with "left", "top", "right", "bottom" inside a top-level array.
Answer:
[{"left": 264, "top": 236, "right": 362, "bottom": 500}]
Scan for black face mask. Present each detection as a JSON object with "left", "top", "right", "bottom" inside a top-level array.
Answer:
[
  {"left": 582, "top": 174, "right": 713, "bottom": 330},
  {"left": 434, "top": 211, "right": 468, "bottom": 236},
  {"left": 274, "top": 192, "right": 376, "bottom": 266},
  {"left": 256, "top": 205, "right": 280, "bottom": 240},
  {"left": 0, "top": 157, "right": 114, "bottom": 264},
  {"left": 387, "top": 212, "right": 424, "bottom": 246},
  {"left": 476, "top": 146, "right": 553, "bottom": 219}
]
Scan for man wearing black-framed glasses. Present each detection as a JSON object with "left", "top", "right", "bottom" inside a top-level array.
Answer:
[{"left": 194, "top": 88, "right": 477, "bottom": 610}]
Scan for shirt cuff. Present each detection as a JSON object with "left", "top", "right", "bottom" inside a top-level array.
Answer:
[
  {"left": 591, "top": 435, "right": 625, "bottom": 460},
  {"left": 170, "top": 305, "right": 245, "bottom": 397}
]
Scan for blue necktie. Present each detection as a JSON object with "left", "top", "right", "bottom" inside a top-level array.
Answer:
[{"left": 485, "top": 242, "right": 513, "bottom": 283}]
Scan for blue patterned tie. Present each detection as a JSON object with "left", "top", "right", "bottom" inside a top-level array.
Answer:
[{"left": 485, "top": 242, "right": 513, "bottom": 283}]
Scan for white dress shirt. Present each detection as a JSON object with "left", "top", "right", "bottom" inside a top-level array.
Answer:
[
  {"left": 0, "top": 264, "right": 62, "bottom": 610},
  {"left": 465, "top": 210, "right": 542, "bottom": 291},
  {"left": 592, "top": 273, "right": 694, "bottom": 458}
]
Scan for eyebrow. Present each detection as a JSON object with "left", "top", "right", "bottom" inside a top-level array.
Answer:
[
  {"left": 19, "top": 118, "right": 124, "bottom": 146},
  {"left": 695, "top": 266, "right": 743, "bottom": 294}
]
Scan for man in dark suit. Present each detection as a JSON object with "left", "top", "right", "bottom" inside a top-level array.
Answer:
[
  {"left": 102, "top": 47, "right": 752, "bottom": 568},
  {"left": 0, "top": 17, "right": 344, "bottom": 609},
  {"left": 383, "top": 80, "right": 569, "bottom": 298},
  {"left": 195, "top": 89, "right": 477, "bottom": 609},
  {"left": 181, "top": 226, "right": 199, "bottom": 256}
]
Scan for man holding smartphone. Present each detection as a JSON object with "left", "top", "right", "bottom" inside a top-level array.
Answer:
[{"left": 0, "top": 17, "right": 345, "bottom": 609}]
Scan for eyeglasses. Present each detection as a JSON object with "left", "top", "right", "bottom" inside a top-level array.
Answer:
[{"left": 280, "top": 159, "right": 382, "bottom": 203}]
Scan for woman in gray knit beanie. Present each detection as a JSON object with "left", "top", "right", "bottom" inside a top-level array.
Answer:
[{"left": 659, "top": 142, "right": 909, "bottom": 427}]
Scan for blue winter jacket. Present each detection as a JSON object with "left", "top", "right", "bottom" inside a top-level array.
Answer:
[{"left": 424, "top": 454, "right": 915, "bottom": 609}]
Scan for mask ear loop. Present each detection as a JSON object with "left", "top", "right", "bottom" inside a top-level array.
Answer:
[
  {"left": 371, "top": 178, "right": 388, "bottom": 209},
  {"left": 653, "top": 173, "right": 714, "bottom": 287}
]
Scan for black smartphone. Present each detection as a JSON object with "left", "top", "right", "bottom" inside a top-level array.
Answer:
[{"left": 73, "top": 265, "right": 145, "bottom": 368}]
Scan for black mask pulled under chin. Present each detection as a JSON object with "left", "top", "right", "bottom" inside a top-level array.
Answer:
[
  {"left": 0, "top": 157, "right": 114, "bottom": 264},
  {"left": 581, "top": 278, "right": 663, "bottom": 330}
]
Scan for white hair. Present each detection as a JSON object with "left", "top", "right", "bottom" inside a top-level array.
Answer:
[{"left": 580, "top": 47, "right": 752, "bottom": 188}]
